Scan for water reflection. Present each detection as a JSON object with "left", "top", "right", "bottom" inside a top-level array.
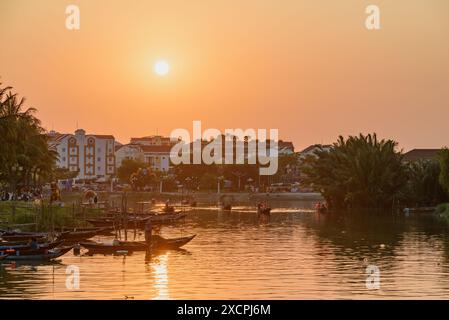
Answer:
[
  {"left": 1, "top": 201, "right": 449, "bottom": 299},
  {"left": 151, "top": 254, "right": 169, "bottom": 300}
]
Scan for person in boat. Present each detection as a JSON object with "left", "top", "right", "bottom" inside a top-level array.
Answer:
[
  {"left": 28, "top": 237, "right": 39, "bottom": 250},
  {"left": 112, "top": 237, "right": 120, "bottom": 246},
  {"left": 164, "top": 199, "right": 174, "bottom": 213}
]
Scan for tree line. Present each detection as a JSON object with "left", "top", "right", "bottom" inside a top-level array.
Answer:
[
  {"left": 0, "top": 83, "right": 57, "bottom": 194},
  {"left": 303, "top": 133, "right": 449, "bottom": 210}
]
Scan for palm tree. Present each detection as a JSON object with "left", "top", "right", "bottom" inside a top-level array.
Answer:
[
  {"left": 0, "top": 82, "right": 57, "bottom": 193},
  {"left": 303, "top": 133, "right": 407, "bottom": 210}
]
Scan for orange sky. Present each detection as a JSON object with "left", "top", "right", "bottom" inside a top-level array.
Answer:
[{"left": 0, "top": 0, "right": 448, "bottom": 151}]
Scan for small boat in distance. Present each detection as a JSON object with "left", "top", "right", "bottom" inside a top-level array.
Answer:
[
  {"left": 257, "top": 203, "right": 271, "bottom": 216},
  {"left": 315, "top": 202, "right": 328, "bottom": 213}
]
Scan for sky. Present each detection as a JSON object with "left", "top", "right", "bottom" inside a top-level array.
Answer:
[{"left": 0, "top": 0, "right": 448, "bottom": 151}]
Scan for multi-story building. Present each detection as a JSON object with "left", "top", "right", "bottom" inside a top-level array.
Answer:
[
  {"left": 126, "top": 135, "right": 176, "bottom": 172},
  {"left": 141, "top": 145, "right": 172, "bottom": 172},
  {"left": 48, "top": 129, "right": 116, "bottom": 179},
  {"left": 115, "top": 144, "right": 144, "bottom": 168}
]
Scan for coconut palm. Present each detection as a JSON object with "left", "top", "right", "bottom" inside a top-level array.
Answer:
[
  {"left": 0, "top": 82, "right": 57, "bottom": 192},
  {"left": 303, "top": 133, "right": 407, "bottom": 210}
]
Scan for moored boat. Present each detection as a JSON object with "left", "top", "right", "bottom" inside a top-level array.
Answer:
[
  {"left": 56, "top": 229, "right": 98, "bottom": 241},
  {"left": 1, "top": 233, "right": 48, "bottom": 242},
  {"left": 81, "top": 234, "right": 196, "bottom": 253},
  {"left": 3, "top": 246, "right": 73, "bottom": 261},
  {"left": 0, "top": 240, "right": 63, "bottom": 251}
]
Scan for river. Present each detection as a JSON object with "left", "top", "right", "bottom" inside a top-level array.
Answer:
[{"left": 1, "top": 200, "right": 449, "bottom": 299}]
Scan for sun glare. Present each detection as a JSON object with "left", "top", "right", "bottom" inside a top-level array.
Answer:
[{"left": 154, "top": 60, "right": 170, "bottom": 76}]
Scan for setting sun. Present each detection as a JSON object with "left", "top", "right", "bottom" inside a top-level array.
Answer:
[{"left": 154, "top": 60, "right": 170, "bottom": 76}]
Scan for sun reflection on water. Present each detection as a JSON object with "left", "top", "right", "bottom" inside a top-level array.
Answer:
[{"left": 151, "top": 254, "right": 169, "bottom": 300}]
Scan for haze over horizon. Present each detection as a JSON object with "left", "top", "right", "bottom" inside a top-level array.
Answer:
[{"left": 1, "top": 0, "right": 448, "bottom": 151}]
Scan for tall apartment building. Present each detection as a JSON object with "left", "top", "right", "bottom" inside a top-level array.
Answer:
[{"left": 48, "top": 129, "right": 116, "bottom": 179}]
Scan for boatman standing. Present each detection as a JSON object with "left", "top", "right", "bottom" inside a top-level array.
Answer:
[{"left": 145, "top": 221, "right": 153, "bottom": 246}]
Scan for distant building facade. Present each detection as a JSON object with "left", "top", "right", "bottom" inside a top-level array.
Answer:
[
  {"left": 115, "top": 144, "right": 144, "bottom": 168},
  {"left": 48, "top": 129, "right": 116, "bottom": 179},
  {"left": 140, "top": 145, "right": 171, "bottom": 172},
  {"left": 128, "top": 135, "right": 175, "bottom": 172}
]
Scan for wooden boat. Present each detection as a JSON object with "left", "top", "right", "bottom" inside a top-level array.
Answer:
[
  {"left": 86, "top": 216, "right": 151, "bottom": 228},
  {"left": 55, "top": 227, "right": 114, "bottom": 235},
  {"left": 221, "top": 204, "right": 232, "bottom": 211},
  {"left": 1, "top": 233, "right": 48, "bottom": 242},
  {"left": 81, "top": 234, "right": 196, "bottom": 253},
  {"left": 0, "top": 240, "right": 63, "bottom": 251},
  {"left": 56, "top": 229, "right": 98, "bottom": 241},
  {"left": 4, "top": 246, "right": 73, "bottom": 261},
  {"left": 0, "top": 238, "right": 50, "bottom": 246},
  {"left": 152, "top": 234, "right": 196, "bottom": 250},
  {"left": 87, "top": 212, "right": 186, "bottom": 228},
  {"left": 147, "top": 212, "right": 186, "bottom": 224},
  {"left": 257, "top": 207, "right": 271, "bottom": 215}
]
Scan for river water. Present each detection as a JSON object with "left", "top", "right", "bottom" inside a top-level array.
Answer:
[{"left": 1, "top": 200, "right": 449, "bottom": 299}]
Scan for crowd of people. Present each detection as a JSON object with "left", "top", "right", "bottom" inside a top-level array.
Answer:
[{"left": 0, "top": 187, "right": 43, "bottom": 202}]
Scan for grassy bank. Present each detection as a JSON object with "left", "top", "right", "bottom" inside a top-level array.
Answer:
[
  {"left": 0, "top": 201, "right": 103, "bottom": 232},
  {"left": 436, "top": 203, "right": 449, "bottom": 223}
]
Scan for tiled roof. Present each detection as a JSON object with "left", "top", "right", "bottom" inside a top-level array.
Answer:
[
  {"left": 403, "top": 149, "right": 440, "bottom": 162},
  {"left": 91, "top": 134, "right": 115, "bottom": 140},
  {"left": 300, "top": 144, "right": 332, "bottom": 154},
  {"left": 140, "top": 145, "right": 172, "bottom": 153}
]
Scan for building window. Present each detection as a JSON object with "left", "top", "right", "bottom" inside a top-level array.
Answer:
[
  {"left": 98, "top": 166, "right": 101, "bottom": 171},
  {"left": 97, "top": 148, "right": 101, "bottom": 152},
  {"left": 62, "top": 157, "right": 66, "bottom": 161},
  {"left": 97, "top": 157, "right": 101, "bottom": 162},
  {"left": 62, "top": 148, "right": 66, "bottom": 152}
]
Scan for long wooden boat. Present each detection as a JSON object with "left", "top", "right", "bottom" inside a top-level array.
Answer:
[
  {"left": 81, "top": 234, "right": 196, "bottom": 253},
  {"left": 147, "top": 212, "right": 186, "bottom": 224},
  {"left": 257, "top": 207, "right": 271, "bottom": 215},
  {"left": 87, "top": 213, "right": 186, "bottom": 228},
  {"left": 221, "top": 204, "right": 232, "bottom": 211},
  {"left": 0, "top": 240, "right": 63, "bottom": 251},
  {"left": 1, "top": 233, "right": 48, "bottom": 242},
  {"left": 4, "top": 246, "right": 73, "bottom": 261},
  {"left": 56, "top": 230, "right": 98, "bottom": 241}
]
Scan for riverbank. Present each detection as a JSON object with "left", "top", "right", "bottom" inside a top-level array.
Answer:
[{"left": 60, "top": 191, "right": 324, "bottom": 204}]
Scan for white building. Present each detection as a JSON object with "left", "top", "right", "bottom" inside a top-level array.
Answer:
[
  {"left": 141, "top": 145, "right": 171, "bottom": 172},
  {"left": 115, "top": 144, "right": 144, "bottom": 168},
  {"left": 48, "top": 129, "right": 116, "bottom": 179}
]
